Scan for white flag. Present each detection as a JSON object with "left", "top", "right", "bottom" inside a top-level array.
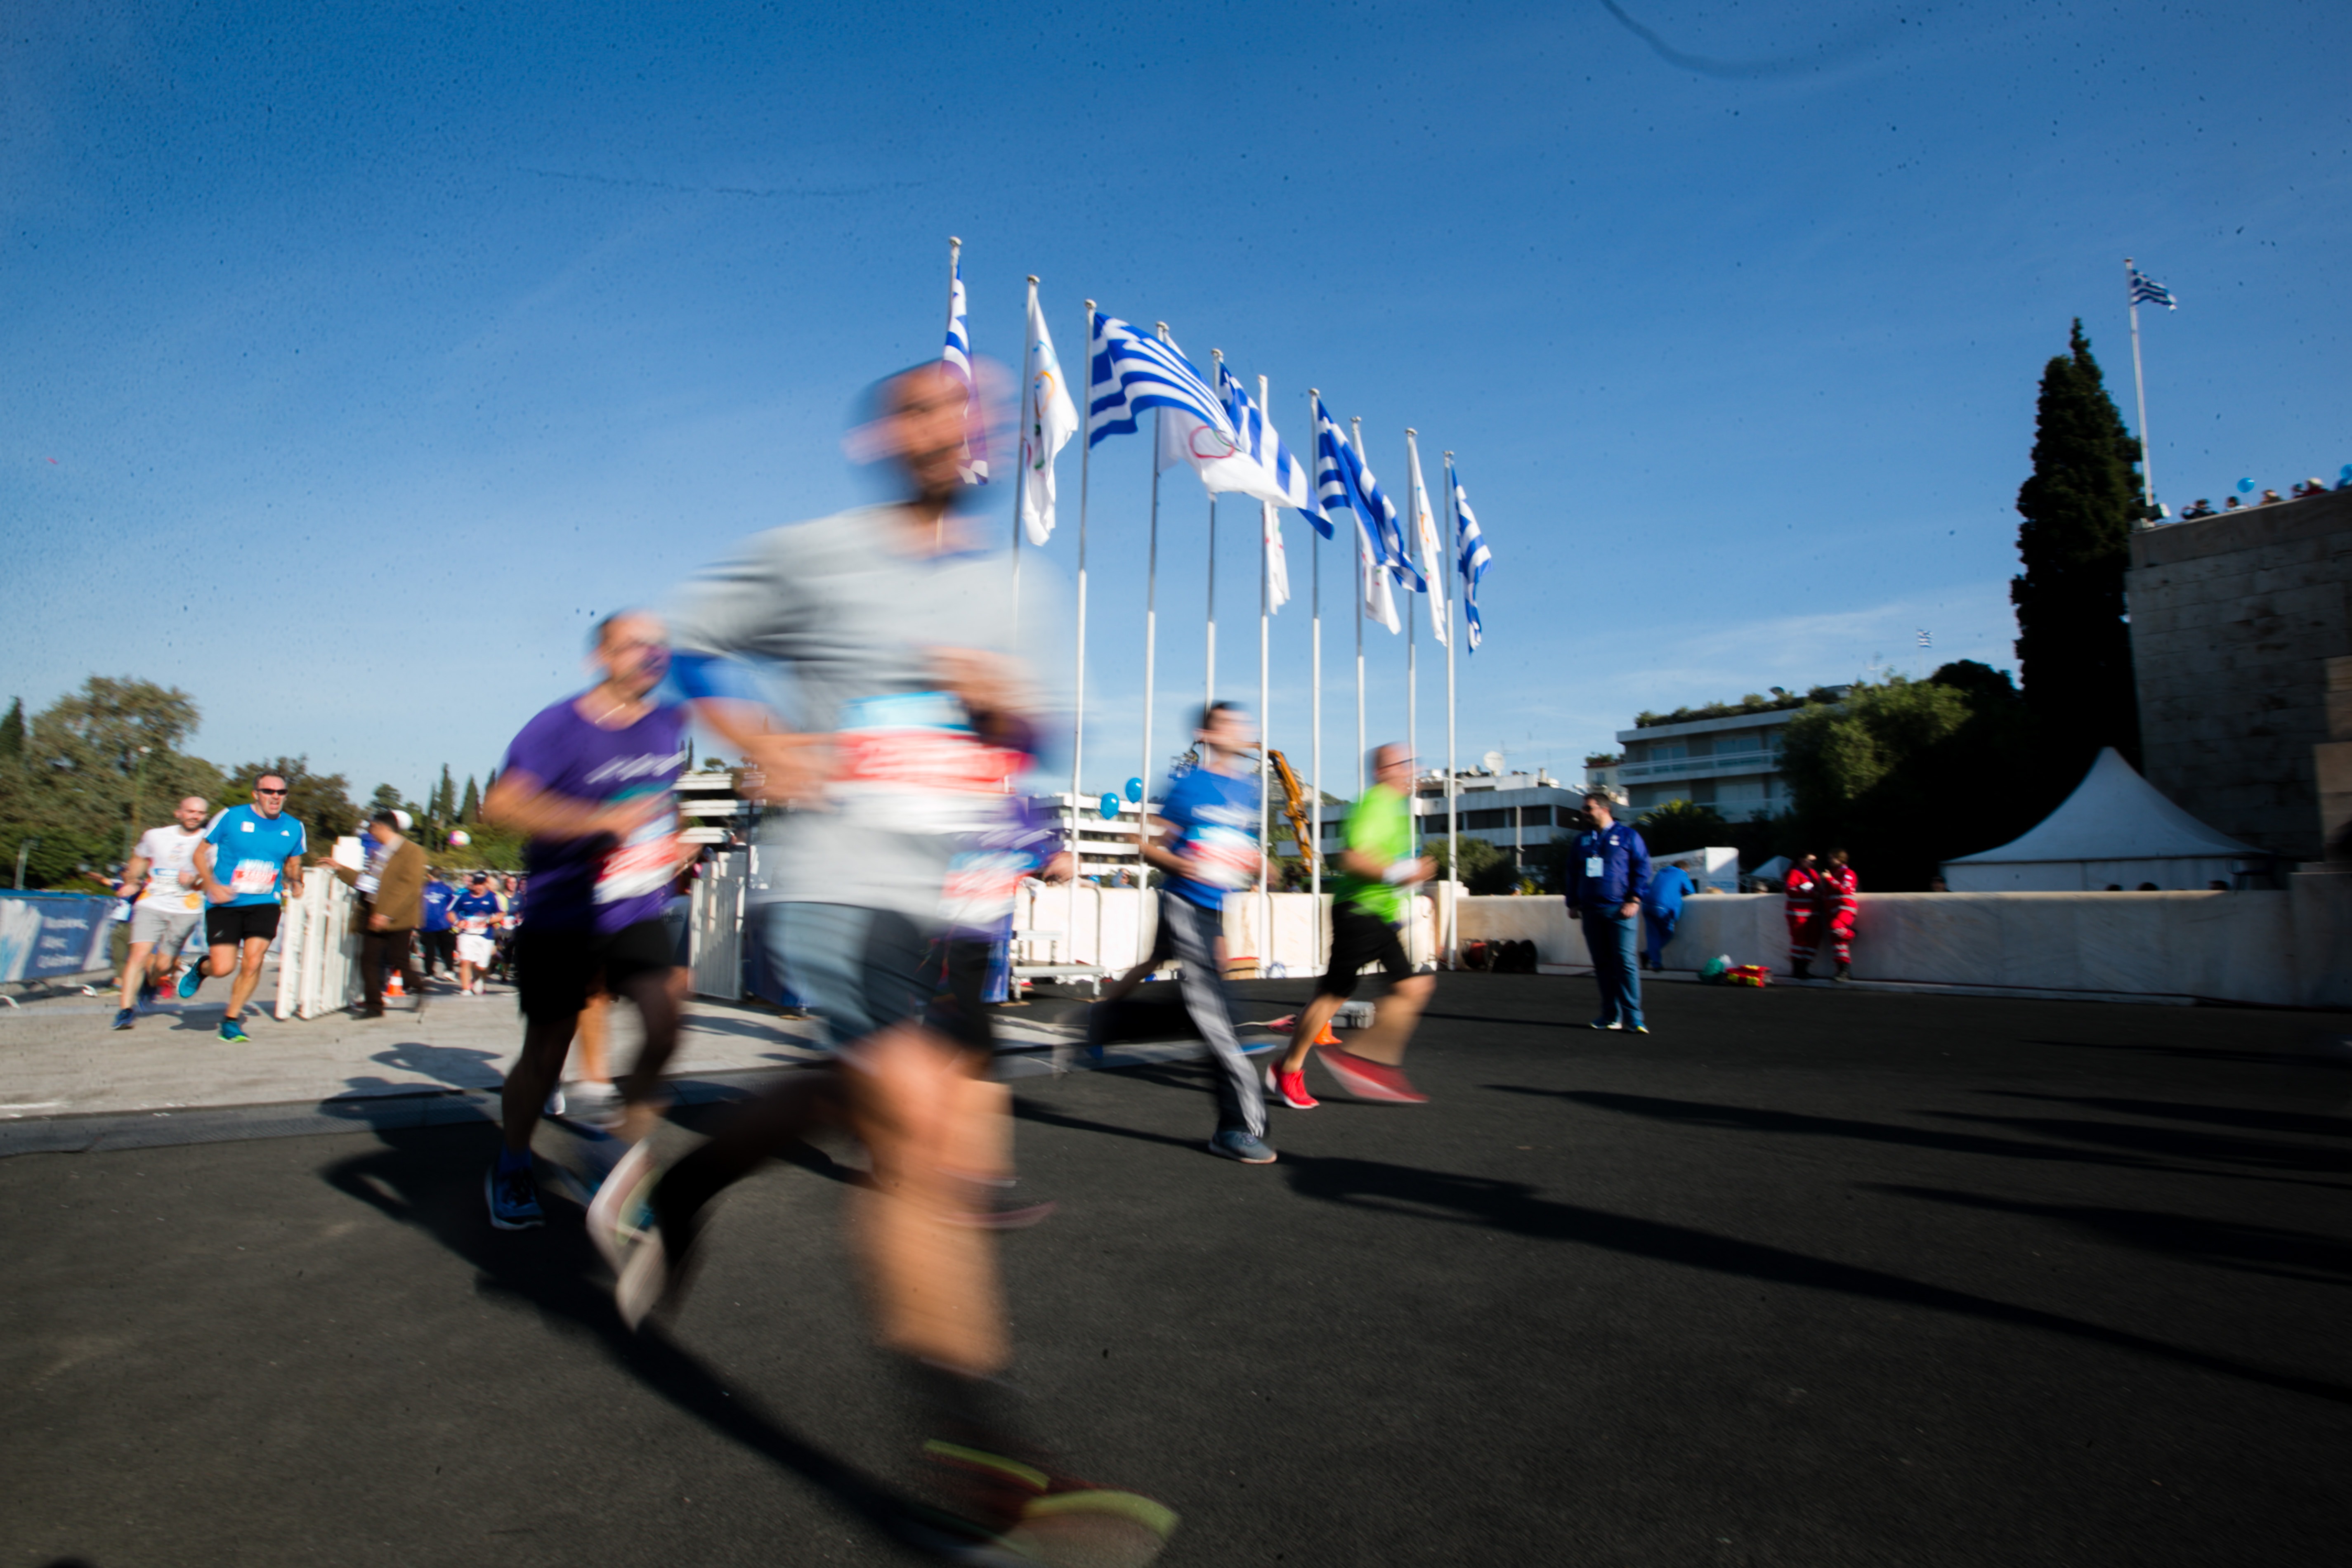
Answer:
[
  {"left": 1263, "top": 501, "right": 1292, "bottom": 612},
  {"left": 1406, "top": 434, "right": 1448, "bottom": 642},
  {"left": 1360, "top": 518, "right": 1401, "bottom": 633},
  {"left": 1156, "top": 404, "right": 1302, "bottom": 509},
  {"left": 1018, "top": 282, "right": 1077, "bottom": 546}
]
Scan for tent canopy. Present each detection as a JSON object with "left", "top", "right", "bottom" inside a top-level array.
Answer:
[{"left": 1946, "top": 748, "right": 2259, "bottom": 867}]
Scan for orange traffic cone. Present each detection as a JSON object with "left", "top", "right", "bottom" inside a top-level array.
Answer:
[
  {"left": 1312, "top": 1020, "right": 1341, "bottom": 1046},
  {"left": 386, "top": 969, "right": 406, "bottom": 999}
]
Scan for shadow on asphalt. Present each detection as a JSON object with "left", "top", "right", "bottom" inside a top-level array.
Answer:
[
  {"left": 1864, "top": 1183, "right": 2352, "bottom": 1287},
  {"left": 1977, "top": 1090, "right": 2352, "bottom": 1141},
  {"left": 318, "top": 1124, "right": 914, "bottom": 1539},
  {"left": 2026, "top": 1034, "right": 2352, "bottom": 1072},
  {"left": 1012, "top": 1090, "right": 2352, "bottom": 1412}
]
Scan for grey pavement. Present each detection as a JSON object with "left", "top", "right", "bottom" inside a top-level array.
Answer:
[{"left": 3, "top": 975, "right": 2348, "bottom": 1566}]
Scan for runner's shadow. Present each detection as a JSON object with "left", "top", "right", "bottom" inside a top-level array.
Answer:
[
  {"left": 319, "top": 1123, "right": 908, "bottom": 1534},
  {"left": 361, "top": 1041, "right": 505, "bottom": 1091}
]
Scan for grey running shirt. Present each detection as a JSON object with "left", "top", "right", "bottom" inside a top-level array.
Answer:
[{"left": 665, "top": 507, "right": 1029, "bottom": 926}]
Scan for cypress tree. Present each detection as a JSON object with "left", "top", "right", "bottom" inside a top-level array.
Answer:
[
  {"left": 434, "top": 764, "right": 455, "bottom": 824},
  {"left": 0, "top": 698, "right": 21, "bottom": 760},
  {"left": 2011, "top": 319, "right": 2146, "bottom": 765}
]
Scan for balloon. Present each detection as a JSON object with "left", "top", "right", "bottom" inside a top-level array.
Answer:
[
  {"left": 2339, "top": 463, "right": 2351, "bottom": 483},
  {"left": 2236, "top": 477, "right": 2255, "bottom": 494},
  {"left": 1124, "top": 777, "right": 1144, "bottom": 803},
  {"left": 448, "top": 830, "right": 470, "bottom": 847},
  {"left": 1098, "top": 793, "right": 1120, "bottom": 821}
]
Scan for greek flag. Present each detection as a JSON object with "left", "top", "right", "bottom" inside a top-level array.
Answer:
[
  {"left": 2127, "top": 264, "right": 2176, "bottom": 310},
  {"left": 1215, "top": 362, "right": 1311, "bottom": 512},
  {"left": 942, "top": 250, "right": 989, "bottom": 482},
  {"left": 1447, "top": 455, "right": 1491, "bottom": 652},
  {"left": 1087, "top": 311, "right": 1235, "bottom": 450},
  {"left": 1311, "top": 395, "right": 1421, "bottom": 590}
]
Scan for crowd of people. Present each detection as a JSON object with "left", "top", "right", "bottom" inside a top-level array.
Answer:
[{"left": 2175, "top": 471, "right": 2348, "bottom": 518}]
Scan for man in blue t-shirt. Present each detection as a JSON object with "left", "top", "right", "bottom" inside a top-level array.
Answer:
[
  {"left": 1140, "top": 701, "right": 1274, "bottom": 1164},
  {"left": 183, "top": 772, "right": 310, "bottom": 1043}
]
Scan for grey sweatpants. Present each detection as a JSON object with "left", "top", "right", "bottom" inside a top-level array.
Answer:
[{"left": 1156, "top": 892, "right": 1266, "bottom": 1139}]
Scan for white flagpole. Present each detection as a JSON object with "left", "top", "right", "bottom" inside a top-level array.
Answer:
[
  {"left": 1138, "top": 326, "right": 1169, "bottom": 965},
  {"left": 1405, "top": 429, "right": 1419, "bottom": 858},
  {"left": 2125, "top": 256, "right": 2155, "bottom": 512},
  {"left": 1258, "top": 373, "right": 1273, "bottom": 975},
  {"left": 1308, "top": 390, "right": 1324, "bottom": 965},
  {"left": 1443, "top": 451, "right": 1460, "bottom": 969},
  {"left": 1069, "top": 299, "right": 1095, "bottom": 968},
  {"left": 1207, "top": 349, "right": 1222, "bottom": 711},
  {"left": 1012, "top": 276, "right": 1037, "bottom": 640},
  {"left": 943, "top": 236, "right": 961, "bottom": 338},
  {"left": 1351, "top": 415, "right": 1367, "bottom": 803}
]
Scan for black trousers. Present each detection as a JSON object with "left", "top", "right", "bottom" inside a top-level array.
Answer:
[
  {"left": 359, "top": 919, "right": 421, "bottom": 1015},
  {"left": 419, "top": 928, "right": 457, "bottom": 975}
]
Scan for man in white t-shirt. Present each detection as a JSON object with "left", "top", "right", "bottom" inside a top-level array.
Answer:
[{"left": 112, "top": 796, "right": 211, "bottom": 1030}]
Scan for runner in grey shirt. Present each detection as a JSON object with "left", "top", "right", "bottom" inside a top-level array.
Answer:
[{"left": 587, "top": 361, "right": 1171, "bottom": 1563}]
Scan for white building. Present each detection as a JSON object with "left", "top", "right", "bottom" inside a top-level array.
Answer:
[{"left": 1609, "top": 692, "right": 1848, "bottom": 821}]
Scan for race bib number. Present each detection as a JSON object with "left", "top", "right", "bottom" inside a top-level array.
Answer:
[
  {"left": 230, "top": 858, "right": 280, "bottom": 896},
  {"left": 1183, "top": 826, "right": 1258, "bottom": 891},
  {"left": 1584, "top": 856, "right": 1603, "bottom": 878},
  {"left": 940, "top": 848, "right": 1031, "bottom": 930},
  {"left": 829, "top": 691, "right": 1025, "bottom": 838},
  {"left": 595, "top": 802, "right": 680, "bottom": 906}
]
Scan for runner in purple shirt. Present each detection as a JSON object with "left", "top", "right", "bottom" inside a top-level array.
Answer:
[{"left": 478, "top": 610, "right": 690, "bottom": 1230}]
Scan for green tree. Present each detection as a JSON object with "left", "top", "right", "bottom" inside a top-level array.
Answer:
[
  {"left": 0, "top": 698, "right": 22, "bottom": 760},
  {"left": 231, "top": 758, "right": 359, "bottom": 851},
  {"left": 2012, "top": 320, "right": 2146, "bottom": 766},
  {"left": 1428, "top": 834, "right": 1519, "bottom": 895},
  {"left": 368, "top": 783, "right": 404, "bottom": 818},
  {"left": 460, "top": 774, "right": 480, "bottom": 822},
  {"left": 0, "top": 678, "right": 224, "bottom": 881},
  {"left": 1634, "top": 798, "right": 1732, "bottom": 856},
  {"left": 431, "top": 765, "right": 456, "bottom": 826}
]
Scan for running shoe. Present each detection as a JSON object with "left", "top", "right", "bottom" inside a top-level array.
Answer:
[
  {"left": 1207, "top": 1128, "right": 1277, "bottom": 1164},
  {"left": 137, "top": 975, "right": 157, "bottom": 1007},
  {"left": 1627, "top": 1024, "right": 1650, "bottom": 1035},
  {"left": 1586, "top": 1019, "right": 1622, "bottom": 1031},
  {"left": 586, "top": 1140, "right": 661, "bottom": 1282},
  {"left": 177, "top": 963, "right": 205, "bottom": 1000},
  {"left": 902, "top": 1441, "right": 1179, "bottom": 1568},
  {"left": 486, "top": 1160, "right": 545, "bottom": 1230},
  {"left": 543, "top": 1085, "right": 567, "bottom": 1118},
  {"left": 1314, "top": 1046, "right": 1428, "bottom": 1104},
  {"left": 1263, "top": 1063, "right": 1318, "bottom": 1110},
  {"left": 218, "top": 1015, "right": 250, "bottom": 1044},
  {"left": 111, "top": 1007, "right": 137, "bottom": 1031}
]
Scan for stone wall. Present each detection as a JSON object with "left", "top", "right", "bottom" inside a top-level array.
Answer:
[{"left": 2127, "top": 488, "right": 2352, "bottom": 860}]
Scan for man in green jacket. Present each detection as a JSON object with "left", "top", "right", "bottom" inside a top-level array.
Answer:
[{"left": 1267, "top": 741, "right": 1436, "bottom": 1106}]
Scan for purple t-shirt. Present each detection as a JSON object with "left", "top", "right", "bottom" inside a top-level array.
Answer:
[{"left": 501, "top": 696, "right": 689, "bottom": 934}]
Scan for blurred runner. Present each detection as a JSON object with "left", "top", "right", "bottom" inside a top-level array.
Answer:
[
  {"left": 419, "top": 869, "right": 458, "bottom": 979},
  {"left": 478, "top": 612, "right": 689, "bottom": 1230},
  {"left": 112, "top": 795, "right": 211, "bottom": 1030},
  {"left": 1266, "top": 742, "right": 1434, "bottom": 1106},
  {"left": 450, "top": 873, "right": 501, "bottom": 995},
  {"left": 183, "top": 773, "right": 308, "bottom": 1043},
  {"left": 1138, "top": 702, "right": 1276, "bottom": 1162},
  {"left": 595, "top": 361, "right": 1174, "bottom": 1564}
]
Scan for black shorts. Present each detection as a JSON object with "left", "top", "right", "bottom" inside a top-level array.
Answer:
[
  {"left": 1315, "top": 905, "right": 1412, "bottom": 999},
  {"left": 205, "top": 903, "right": 282, "bottom": 948},
  {"left": 515, "top": 919, "right": 675, "bottom": 1023}
]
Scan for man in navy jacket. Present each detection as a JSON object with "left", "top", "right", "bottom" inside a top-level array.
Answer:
[{"left": 1564, "top": 791, "right": 1651, "bottom": 1032}]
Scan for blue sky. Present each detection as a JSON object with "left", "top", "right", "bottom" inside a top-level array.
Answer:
[{"left": 4, "top": 0, "right": 2345, "bottom": 806}]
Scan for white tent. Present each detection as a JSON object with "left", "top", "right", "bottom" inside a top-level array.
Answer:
[{"left": 1942, "top": 747, "right": 2264, "bottom": 891}]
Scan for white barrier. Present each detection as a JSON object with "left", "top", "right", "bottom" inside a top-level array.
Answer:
[
  {"left": 274, "top": 874, "right": 359, "bottom": 1020},
  {"left": 1009, "top": 884, "right": 1443, "bottom": 980},
  {"left": 1453, "top": 881, "right": 2352, "bottom": 1007}
]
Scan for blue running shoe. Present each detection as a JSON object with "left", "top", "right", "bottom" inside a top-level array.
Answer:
[
  {"left": 111, "top": 1008, "right": 137, "bottom": 1031},
  {"left": 1207, "top": 1128, "right": 1277, "bottom": 1164},
  {"left": 486, "top": 1160, "right": 545, "bottom": 1230},
  {"left": 177, "top": 962, "right": 205, "bottom": 1000},
  {"left": 218, "top": 1016, "right": 250, "bottom": 1044}
]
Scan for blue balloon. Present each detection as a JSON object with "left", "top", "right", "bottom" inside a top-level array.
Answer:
[
  {"left": 1124, "top": 777, "right": 1145, "bottom": 803},
  {"left": 2339, "top": 463, "right": 2351, "bottom": 483},
  {"left": 1099, "top": 792, "right": 1121, "bottom": 821},
  {"left": 2236, "top": 477, "right": 2255, "bottom": 494}
]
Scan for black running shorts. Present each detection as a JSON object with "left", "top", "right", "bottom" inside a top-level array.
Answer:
[
  {"left": 515, "top": 919, "right": 676, "bottom": 1023},
  {"left": 204, "top": 902, "right": 282, "bottom": 948},
  {"left": 1315, "top": 904, "right": 1412, "bottom": 999}
]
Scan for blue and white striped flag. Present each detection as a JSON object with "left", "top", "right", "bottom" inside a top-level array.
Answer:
[
  {"left": 1215, "top": 362, "right": 1311, "bottom": 512},
  {"left": 1447, "top": 455, "right": 1492, "bottom": 652},
  {"left": 942, "top": 247, "right": 989, "bottom": 483},
  {"left": 1311, "top": 396, "right": 1420, "bottom": 590},
  {"left": 2127, "top": 264, "right": 2176, "bottom": 311},
  {"left": 1087, "top": 311, "right": 1236, "bottom": 450}
]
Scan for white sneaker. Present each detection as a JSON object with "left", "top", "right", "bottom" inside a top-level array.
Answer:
[{"left": 544, "top": 1086, "right": 567, "bottom": 1117}]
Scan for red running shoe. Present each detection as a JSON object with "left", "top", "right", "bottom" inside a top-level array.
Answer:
[
  {"left": 1315, "top": 1045, "right": 1428, "bottom": 1104},
  {"left": 1263, "top": 1062, "right": 1318, "bottom": 1109}
]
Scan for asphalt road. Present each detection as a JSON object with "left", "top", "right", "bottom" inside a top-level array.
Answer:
[{"left": 5, "top": 975, "right": 2347, "bottom": 1567}]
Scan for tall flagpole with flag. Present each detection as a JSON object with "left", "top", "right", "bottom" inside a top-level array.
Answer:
[
  {"left": 1070, "top": 299, "right": 1096, "bottom": 960},
  {"left": 1206, "top": 350, "right": 1221, "bottom": 708},
  {"left": 1442, "top": 451, "right": 1460, "bottom": 966},
  {"left": 1403, "top": 432, "right": 1419, "bottom": 856},
  {"left": 1139, "top": 329, "right": 1169, "bottom": 962},
  {"left": 1011, "top": 277, "right": 1034, "bottom": 618},
  {"left": 1352, "top": 415, "right": 1367, "bottom": 801},
  {"left": 1308, "top": 391, "right": 1324, "bottom": 954},
  {"left": 2124, "top": 257, "right": 2176, "bottom": 515},
  {"left": 1258, "top": 374, "right": 1273, "bottom": 965}
]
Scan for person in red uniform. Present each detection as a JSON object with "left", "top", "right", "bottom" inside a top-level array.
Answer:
[
  {"left": 1783, "top": 851, "right": 1821, "bottom": 978},
  {"left": 1813, "top": 848, "right": 1859, "bottom": 981}
]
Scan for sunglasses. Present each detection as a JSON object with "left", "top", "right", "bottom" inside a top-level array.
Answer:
[{"left": 255, "top": 788, "right": 288, "bottom": 796}]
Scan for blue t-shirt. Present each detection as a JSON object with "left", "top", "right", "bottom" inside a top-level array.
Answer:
[
  {"left": 420, "top": 880, "right": 458, "bottom": 933},
  {"left": 450, "top": 889, "right": 502, "bottom": 930},
  {"left": 1157, "top": 764, "right": 1261, "bottom": 912},
  {"left": 204, "top": 805, "right": 309, "bottom": 906}
]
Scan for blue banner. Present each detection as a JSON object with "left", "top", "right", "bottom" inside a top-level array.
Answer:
[{"left": 0, "top": 892, "right": 118, "bottom": 985}]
